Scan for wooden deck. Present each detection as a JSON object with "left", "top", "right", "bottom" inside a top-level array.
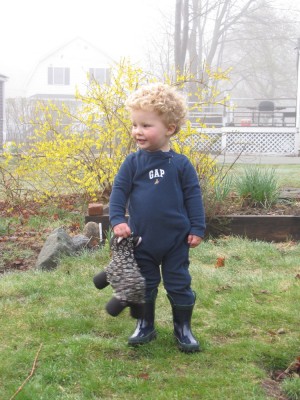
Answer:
[{"left": 188, "top": 98, "right": 297, "bottom": 128}]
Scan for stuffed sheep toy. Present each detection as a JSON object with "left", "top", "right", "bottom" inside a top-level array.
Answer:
[{"left": 93, "top": 235, "right": 145, "bottom": 318}]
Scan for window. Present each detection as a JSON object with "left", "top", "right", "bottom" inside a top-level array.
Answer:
[
  {"left": 89, "top": 68, "right": 110, "bottom": 84},
  {"left": 48, "top": 67, "right": 70, "bottom": 85}
]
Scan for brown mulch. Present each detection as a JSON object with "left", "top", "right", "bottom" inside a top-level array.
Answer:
[
  {"left": 224, "top": 199, "right": 300, "bottom": 216},
  {"left": 0, "top": 195, "right": 86, "bottom": 274}
]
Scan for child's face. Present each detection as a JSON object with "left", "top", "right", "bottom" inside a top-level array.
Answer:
[{"left": 130, "top": 109, "right": 176, "bottom": 152}]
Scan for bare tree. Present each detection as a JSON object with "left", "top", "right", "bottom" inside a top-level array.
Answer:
[
  {"left": 174, "top": 0, "right": 257, "bottom": 76},
  {"left": 145, "top": 0, "right": 300, "bottom": 99},
  {"left": 174, "top": 0, "right": 189, "bottom": 74},
  {"left": 5, "top": 98, "right": 36, "bottom": 144},
  {"left": 222, "top": 0, "right": 299, "bottom": 98}
]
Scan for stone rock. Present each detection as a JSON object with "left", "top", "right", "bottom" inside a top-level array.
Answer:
[
  {"left": 36, "top": 227, "right": 76, "bottom": 270},
  {"left": 82, "top": 221, "right": 101, "bottom": 248},
  {"left": 72, "top": 234, "right": 90, "bottom": 251}
]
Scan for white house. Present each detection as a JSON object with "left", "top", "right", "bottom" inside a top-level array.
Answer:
[{"left": 25, "top": 37, "right": 114, "bottom": 99}]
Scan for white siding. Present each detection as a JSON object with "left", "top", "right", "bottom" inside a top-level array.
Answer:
[{"left": 25, "top": 38, "right": 113, "bottom": 98}]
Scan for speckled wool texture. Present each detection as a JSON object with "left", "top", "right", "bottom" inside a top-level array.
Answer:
[{"left": 106, "top": 236, "right": 145, "bottom": 303}]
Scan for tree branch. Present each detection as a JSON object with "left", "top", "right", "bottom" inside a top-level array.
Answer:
[{"left": 9, "top": 343, "right": 43, "bottom": 400}]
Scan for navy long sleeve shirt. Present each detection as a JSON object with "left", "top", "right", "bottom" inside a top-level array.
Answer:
[{"left": 109, "top": 149, "right": 206, "bottom": 249}]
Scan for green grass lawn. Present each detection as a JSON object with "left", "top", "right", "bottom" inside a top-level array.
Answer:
[
  {"left": 271, "top": 165, "right": 300, "bottom": 189},
  {"left": 1, "top": 237, "right": 300, "bottom": 400}
]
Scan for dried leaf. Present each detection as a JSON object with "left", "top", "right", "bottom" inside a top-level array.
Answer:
[
  {"left": 215, "top": 284, "right": 232, "bottom": 292},
  {"left": 137, "top": 373, "right": 150, "bottom": 380},
  {"left": 69, "top": 222, "right": 81, "bottom": 232},
  {"left": 215, "top": 257, "right": 225, "bottom": 268},
  {"left": 90, "top": 238, "right": 99, "bottom": 247},
  {"left": 285, "top": 356, "right": 300, "bottom": 374},
  {"left": 13, "top": 260, "right": 23, "bottom": 266}
]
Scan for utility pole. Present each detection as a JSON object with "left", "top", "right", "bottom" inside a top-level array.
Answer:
[
  {"left": 0, "top": 74, "right": 9, "bottom": 152},
  {"left": 296, "top": 38, "right": 300, "bottom": 155}
]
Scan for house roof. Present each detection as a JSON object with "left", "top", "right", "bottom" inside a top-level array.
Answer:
[{"left": 39, "top": 37, "right": 115, "bottom": 65}]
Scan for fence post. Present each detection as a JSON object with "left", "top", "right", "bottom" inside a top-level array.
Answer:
[{"left": 221, "top": 128, "right": 227, "bottom": 152}]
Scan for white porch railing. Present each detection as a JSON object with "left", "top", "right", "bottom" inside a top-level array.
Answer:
[{"left": 189, "top": 127, "right": 299, "bottom": 156}]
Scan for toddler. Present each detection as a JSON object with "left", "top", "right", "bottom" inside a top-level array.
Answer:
[{"left": 109, "top": 83, "right": 206, "bottom": 352}]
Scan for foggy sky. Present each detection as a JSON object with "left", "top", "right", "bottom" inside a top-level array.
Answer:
[
  {"left": 1, "top": 0, "right": 174, "bottom": 96},
  {"left": 2, "top": 0, "right": 300, "bottom": 97}
]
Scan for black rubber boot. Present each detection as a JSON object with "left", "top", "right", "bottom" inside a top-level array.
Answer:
[
  {"left": 129, "top": 302, "right": 145, "bottom": 319},
  {"left": 167, "top": 293, "right": 200, "bottom": 353},
  {"left": 128, "top": 290, "right": 157, "bottom": 346}
]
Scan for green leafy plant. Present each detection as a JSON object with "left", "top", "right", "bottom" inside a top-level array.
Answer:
[{"left": 234, "top": 166, "right": 280, "bottom": 208}]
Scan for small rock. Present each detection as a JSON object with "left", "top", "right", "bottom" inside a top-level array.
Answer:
[
  {"left": 83, "top": 221, "right": 101, "bottom": 248},
  {"left": 72, "top": 234, "right": 90, "bottom": 251},
  {"left": 36, "top": 227, "right": 76, "bottom": 270}
]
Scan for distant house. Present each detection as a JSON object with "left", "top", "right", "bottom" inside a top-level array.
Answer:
[
  {"left": 5, "top": 38, "right": 114, "bottom": 143},
  {"left": 0, "top": 73, "right": 9, "bottom": 150},
  {"left": 25, "top": 37, "right": 114, "bottom": 99}
]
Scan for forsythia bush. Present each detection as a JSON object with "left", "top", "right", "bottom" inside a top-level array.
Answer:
[{"left": 3, "top": 59, "right": 229, "bottom": 203}]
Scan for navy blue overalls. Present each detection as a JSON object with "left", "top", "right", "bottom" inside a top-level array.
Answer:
[{"left": 109, "top": 149, "right": 206, "bottom": 305}]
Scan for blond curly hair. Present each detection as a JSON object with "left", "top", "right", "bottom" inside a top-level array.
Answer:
[{"left": 125, "top": 83, "right": 187, "bottom": 134}]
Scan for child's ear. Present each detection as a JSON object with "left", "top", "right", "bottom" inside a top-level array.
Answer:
[{"left": 167, "top": 124, "right": 176, "bottom": 136}]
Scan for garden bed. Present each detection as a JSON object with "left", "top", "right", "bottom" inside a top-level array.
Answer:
[
  {"left": 205, "top": 188, "right": 300, "bottom": 242},
  {"left": 85, "top": 213, "right": 300, "bottom": 243},
  {"left": 85, "top": 196, "right": 300, "bottom": 243},
  {"left": 206, "top": 215, "right": 300, "bottom": 242},
  {"left": 1, "top": 192, "right": 299, "bottom": 274}
]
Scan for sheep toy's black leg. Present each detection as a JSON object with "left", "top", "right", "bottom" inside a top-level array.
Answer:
[
  {"left": 93, "top": 271, "right": 110, "bottom": 289},
  {"left": 106, "top": 297, "right": 128, "bottom": 316}
]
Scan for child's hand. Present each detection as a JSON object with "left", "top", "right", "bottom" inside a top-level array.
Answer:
[
  {"left": 187, "top": 234, "right": 203, "bottom": 248},
  {"left": 113, "top": 223, "right": 131, "bottom": 238}
]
